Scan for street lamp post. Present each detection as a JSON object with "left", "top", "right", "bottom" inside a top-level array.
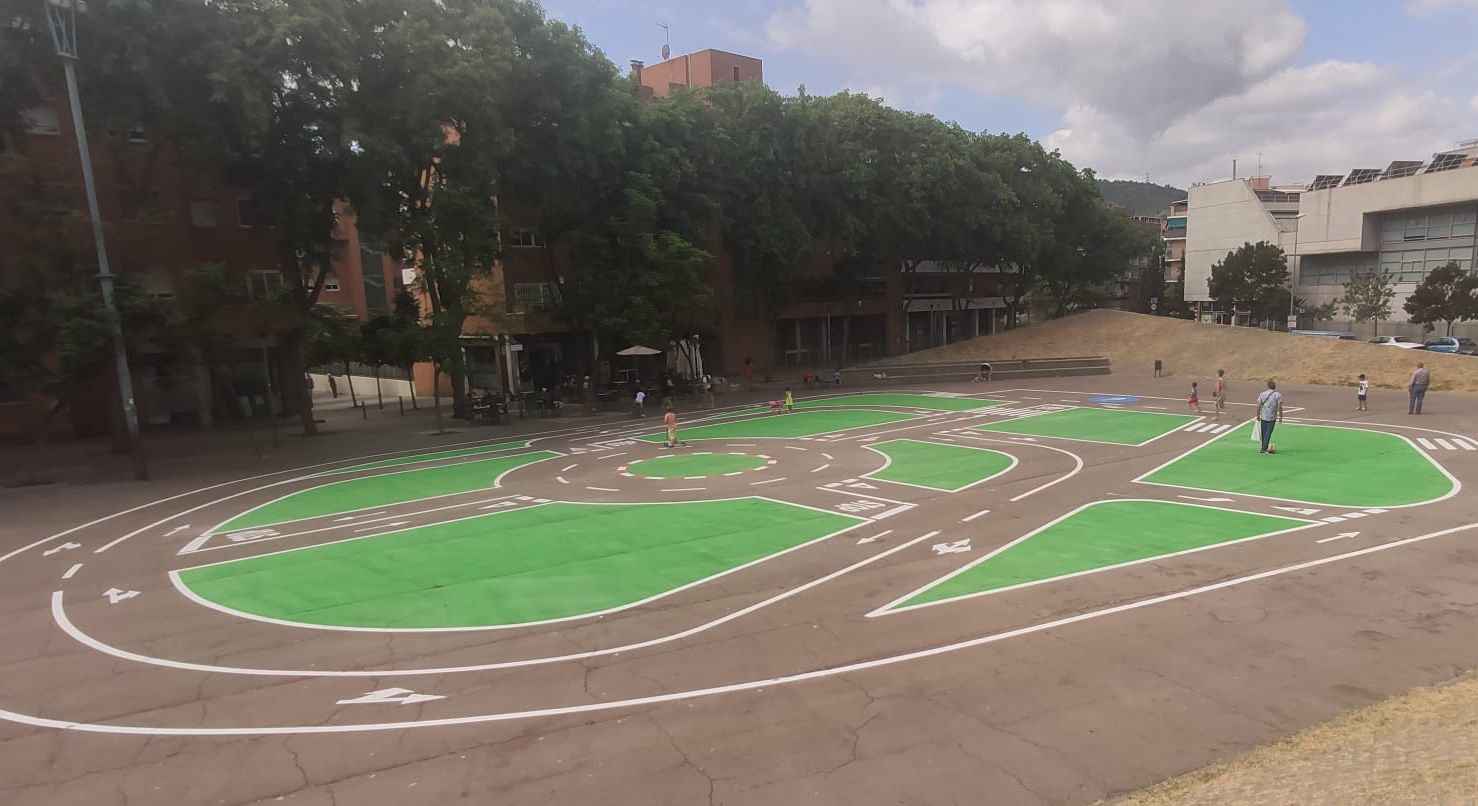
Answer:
[{"left": 42, "top": 0, "right": 147, "bottom": 479}]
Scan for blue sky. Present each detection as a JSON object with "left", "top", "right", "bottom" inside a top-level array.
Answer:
[{"left": 548, "top": 0, "right": 1478, "bottom": 188}]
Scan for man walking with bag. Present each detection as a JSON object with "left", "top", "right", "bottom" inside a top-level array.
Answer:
[
  {"left": 1409, "top": 361, "right": 1431, "bottom": 415},
  {"left": 1255, "top": 380, "right": 1283, "bottom": 454}
]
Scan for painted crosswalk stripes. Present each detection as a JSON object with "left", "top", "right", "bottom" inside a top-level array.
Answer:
[
  {"left": 1182, "top": 423, "right": 1232, "bottom": 434},
  {"left": 1417, "top": 436, "right": 1476, "bottom": 451}
]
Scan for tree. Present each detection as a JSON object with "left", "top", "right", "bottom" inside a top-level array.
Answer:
[
  {"left": 1338, "top": 272, "right": 1397, "bottom": 338},
  {"left": 1160, "top": 279, "right": 1195, "bottom": 319},
  {"left": 306, "top": 307, "right": 360, "bottom": 407},
  {"left": 1207, "top": 241, "right": 1291, "bottom": 324},
  {"left": 1404, "top": 261, "right": 1478, "bottom": 336},
  {"left": 1034, "top": 200, "right": 1156, "bottom": 319}
]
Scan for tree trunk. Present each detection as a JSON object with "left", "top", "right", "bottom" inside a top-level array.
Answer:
[
  {"left": 281, "top": 328, "right": 317, "bottom": 435},
  {"left": 339, "top": 359, "right": 357, "bottom": 406},
  {"left": 406, "top": 364, "right": 419, "bottom": 409},
  {"left": 374, "top": 366, "right": 383, "bottom": 409},
  {"left": 188, "top": 342, "right": 214, "bottom": 431},
  {"left": 839, "top": 313, "right": 852, "bottom": 365},
  {"left": 432, "top": 367, "right": 445, "bottom": 434}
]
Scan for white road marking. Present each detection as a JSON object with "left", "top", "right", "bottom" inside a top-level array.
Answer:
[
  {"left": 1274, "top": 506, "right": 1322, "bottom": 516},
  {"left": 560, "top": 464, "right": 578, "bottom": 472},
  {"left": 856, "top": 530, "right": 892, "bottom": 544},
  {"left": 1417, "top": 437, "right": 1438, "bottom": 449},
  {"left": 961, "top": 509, "right": 991, "bottom": 523},
  {"left": 336, "top": 688, "right": 445, "bottom": 706},
  {"left": 932, "top": 538, "right": 971, "bottom": 555},
  {"left": 165, "top": 525, "right": 192, "bottom": 537},
  {"left": 103, "top": 588, "right": 139, "bottom": 605},
  {"left": 1178, "top": 495, "right": 1235, "bottom": 503},
  {"left": 750, "top": 477, "right": 786, "bottom": 486},
  {"left": 662, "top": 487, "right": 706, "bottom": 492},
  {"left": 601, "top": 452, "right": 628, "bottom": 460},
  {"left": 1316, "top": 531, "right": 1361, "bottom": 544},
  {"left": 1454, "top": 438, "right": 1476, "bottom": 451},
  {"left": 586, "top": 486, "right": 619, "bottom": 492},
  {"left": 1436, "top": 438, "right": 1455, "bottom": 450},
  {"left": 1322, "top": 516, "right": 1346, "bottom": 523},
  {"left": 811, "top": 464, "right": 831, "bottom": 473},
  {"left": 42, "top": 543, "right": 81, "bottom": 557},
  {"left": 556, "top": 476, "right": 569, "bottom": 484},
  {"left": 62, "top": 563, "right": 82, "bottom": 580},
  {"left": 822, "top": 453, "right": 834, "bottom": 460},
  {"left": 355, "top": 521, "right": 409, "bottom": 533}
]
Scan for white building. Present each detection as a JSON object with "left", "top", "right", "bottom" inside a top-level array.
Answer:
[{"left": 1183, "top": 142, "right": 1478, "bottom": 333}]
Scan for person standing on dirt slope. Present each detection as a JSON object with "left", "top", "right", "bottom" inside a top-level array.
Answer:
[
  {"left": 1256, "top": 380, "right": 1284, "bottom": 454},
  {"left": 1213, "top": 369, "right": 1228, "bottom": 421},
  {"left": 1409, "top": 362, "right": 1431, "bottom": 415}
]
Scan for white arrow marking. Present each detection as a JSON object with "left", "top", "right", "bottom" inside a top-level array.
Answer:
[
  {"left": 42, "top": 542, "right": 81, "bottom": 557},
  {"left": 1178, "top": 495, "right": 1235, "bottom": 503},
  {"left": 1316, "top": 531, "right": 1361, "bottom": 544},
  {"left": 355, "top": 521, "right": 409, "bottom": 533},
  {"left": 480, "top": 501, "right": 518, "bottom": 510},
  {"left": 846, "top": 482, "right": 879, "bottom": 490},
  {"left": 224, "top": 529, "right": 280, "bottom": 543},
  {"left": 103, "top": 588, "right": 140, "bottom": 605},
  {"left": 1273, "top": 506, "right": 1322, "bottom": 516},
  {"left": 856, "top": 530, "right": 893, "bottom": 545},
  {"left": 336, "top": 688, "right": 445, "bottom": 706},
  {"left": 165, "top": 525, "right": 191, "bottom": 537},
  {"left": 932, "top": 539, "right": 972, "bottom": 555}
]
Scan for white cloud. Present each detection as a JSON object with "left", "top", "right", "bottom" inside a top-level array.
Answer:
[
  {"left": 1471, "top": 93, "right": 1478, "bottom": 113},
  {"left": 767, "top": 1, "right": 1478, "bottom": 187}
]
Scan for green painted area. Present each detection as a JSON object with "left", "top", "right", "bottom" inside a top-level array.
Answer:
[
  {"left": 642, "top": 408, "right": 915, "bottom": 442},
  {"left": 182, "top": 498, "right": 860, "bottom": 628},
  {"left": 796, "top": 393, "right": 1007, "bottom": 412},
  {"left": 315, "top": 441, "right": 530, "bottom": 476},
  {"left": 218, "top": 451, "right": 558, "bottom": 532},
  {"left": 866, "top": 439, "right": 1015, "bottom": 492},
  {"left": 975, "top": 407, "right": 1196, "bottom": 445},
  {"left": 1142, "top": 422, "right": 1452, "bottom": 507},
  {"left": 626, "top": 452, "right": 769, "bottom": 478},
  {"left": 901, "top": 501, "right": 1307, "bottom": 607}
]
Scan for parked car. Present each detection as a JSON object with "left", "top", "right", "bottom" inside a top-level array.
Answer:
[
  {"left": 1368, "top": 335, "right": 1425, "bottom": 349},
  {"left": 1422, "top": 336, "right": 1478, "bottom": 355}
]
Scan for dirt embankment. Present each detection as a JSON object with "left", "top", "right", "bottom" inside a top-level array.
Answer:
[
  {"left": 1114, "top": 672, "right": 1478, "bottom": 805},
  {"left": 881, "top": 310, "right": 1478, "bottom": 392}
]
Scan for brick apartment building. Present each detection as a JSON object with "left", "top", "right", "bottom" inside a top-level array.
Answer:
[{"left": 0, "top": 82, "right": 400, "bottom": 441}]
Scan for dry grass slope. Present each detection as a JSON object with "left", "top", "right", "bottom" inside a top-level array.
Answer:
[{"left": 881, "top": 310, "right": 1478, "bottom": 392}]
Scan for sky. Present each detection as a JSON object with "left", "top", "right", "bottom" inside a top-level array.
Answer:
[{"left": 547, "top": 0, "right": 1478, "bottom": 189}]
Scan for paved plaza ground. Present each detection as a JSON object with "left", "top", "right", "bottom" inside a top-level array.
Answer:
[{"left": 0, "top": 375, "right": 1475, "bottom": 805}]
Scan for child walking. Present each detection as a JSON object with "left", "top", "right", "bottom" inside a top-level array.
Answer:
[
  {"left": 661, "top": 402, "right": 687, "bottom": 448},
  {"left": 1357, "top": 374, "right": 1369, "bottom": 411},
  {"left": 784, "top": 386, "right": 795, "bottom": 413},
  {"left": 1188, "top": 380, "right": 1202, "bottom": 413}
]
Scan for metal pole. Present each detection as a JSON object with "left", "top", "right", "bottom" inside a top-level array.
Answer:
[{"left": 58, "top": 49, "right": 148, "bottom": 480}]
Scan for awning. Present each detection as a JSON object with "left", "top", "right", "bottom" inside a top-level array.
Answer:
[{"left": 616, "top": 345, "right": 663, "bottom": 356}]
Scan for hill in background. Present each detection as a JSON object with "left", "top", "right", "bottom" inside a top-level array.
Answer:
[{"left": 1096, "top": 179, "right": 1186, "bottom": 217}]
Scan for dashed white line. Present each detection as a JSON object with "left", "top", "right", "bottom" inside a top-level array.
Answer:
[
  {"left": 750, "top": 477, "right": 786, "bottom": 486},
  {"left": 601, "top": 452, "right": 628, "bottom": 460},
  {"left": 1435, "top": 438, "right": 1455, "bottom": 450},
  {"left": 586, "top": 486, "right": 619, "bottom": 492},
  {"left": 811, "top": 464, "right": 831, "bottom": 473},
  {"left": 822, "top": 453, "right": 834, "bottom": 460},
  {"left": 961, "top": 509, "right": 991, "bottom": 523},
  {"left": 62, "top": 563, "right": 82, "bottom": 580},
  {"left": 355, "top": 520, "right": 409, "bottom": 533},
  {"left": 662, "top": 487, "right": 706, "bottom": 492},
  {"left": 1418, "top": 437, "right": 1438, "bottom": 450},
  {"left": 556, "top": 476, "right": 569, "bottom": 484},
  {"left": 560, "top": 464, "right": 578, "bottom": 472}
]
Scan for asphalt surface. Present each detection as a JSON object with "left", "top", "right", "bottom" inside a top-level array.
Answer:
[{"left": 1, "top": 377, "right": 1475, "bottom": 805}]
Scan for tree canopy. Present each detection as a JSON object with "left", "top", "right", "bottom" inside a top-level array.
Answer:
[
  {"left": 1207, "top": 241, "right": 1292, "bottom": 323},
  {"left": 1404, "top": 262, "right": 1478, "bottom": 336}
]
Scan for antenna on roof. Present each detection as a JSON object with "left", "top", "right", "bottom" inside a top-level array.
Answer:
[{"left": 657, "top": 22, "right": 671, "bottom": 60}]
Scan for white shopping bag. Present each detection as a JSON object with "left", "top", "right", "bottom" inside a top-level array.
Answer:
[{"left": 1249, "top": 419, "right": 1260, "bottom": 441}]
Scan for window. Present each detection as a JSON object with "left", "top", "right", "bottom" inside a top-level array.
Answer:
[
  {"left": 508, "top": 228, "right": 544, "bottom": 248},
  {"left": 1302, "top": 255, "right": 1378, "bottom": 286},
  {"left": 513, "top": 282, "right": 560, "bottom": 309},
  {"left": 236, "top": 199, "right": 268, "bottom": 228},
  {"left": 20, "top": 106, "right": 60, "bottom": 136},
  {"left": 732, "top": 65, "right": 741, "bottom": 82},
  {"left": 248, "top": 270, "right": 284, "bottom": 299},
  {"left": 323, "top": 275, "right": 341, "bottom": 292},
  {"left": 1382, "top": 207, "right": 1478, "bottom": 243},
  {"left": 1379, "top": 247, "right": 1475, "bottom": 284},
  {"left": 189, "top": 200, "right": 219, "bottom": 228}
]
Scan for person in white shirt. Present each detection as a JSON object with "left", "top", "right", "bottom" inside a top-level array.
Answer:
[
  {"left": 1356, "top": 374, "right": 1369, "bottom": 412},
  {"left": 632, "top": 388, "right": 646, "bottom": 418},
  {"left": 1255, "top": 380, "right": 1284, "bottom": 454}
]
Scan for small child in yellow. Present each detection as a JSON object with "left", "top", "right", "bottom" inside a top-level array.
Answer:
[{"left": 783, "top": 387, "right": 795, "bottom": 413}]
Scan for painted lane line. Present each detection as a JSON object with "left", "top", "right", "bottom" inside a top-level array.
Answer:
[
  {"left": 49, "top": 528, "right": 943, "bottom": 684},
  {"left": 1145, "top": 406, "right": 1167, "bottom": 410},
  {"left": 961, "top": 509, "right": 991, "bottom": 523},
  {"left": 870, "top": 504, "right": 915, "bottom": 520},
  {"left": 1436, "top": 438, "right": 1455, "bottom": 450},
  {"left": 337, "top": 688, "right": 444, "bottom": 706},
  {"left": 662, "top": 487, "right": 707, "bottom": 492},
  {"left": 822, "top": 453, "right": 834, "bottom": 460},
  {"left": 560, "top": 464, "right": 578, "bottom": 472},
  {"left": 1340, "top": 512, "right": 1367, "bottom": 519},
  {"left": 61, "top": 563, "right": 82, "bottom": 580},
  {"left": 1366, "top": 508, "right": 1389, "bottom": 514},
  {"left": 601, "top": 452, "right": 628, "bottom": 460},
  {"left": 1178, "top": 495, "right": 1235, "bottom": 503},
  {"left": 856, "top": 530, "right": 892, "bottom": 544},
  {"left": 42, "top": 543, "right": 81, "bottom": 557},
  {"left": 785, "top": 446, "right": 808, "bottom": 451},
  {"left": 165, "top": 525, "right": 192, "bottom": 537},
  {"left": 811, "top": 464, "right": 831, "bottom": 473},
  {"left": 1316, "top": 531, "right": 1361, "bottom": 544},
  {"left": 1455, "top": 438, "right": 1476, "bottom": 451},
  {"left": 750, "top": 477, "right": 786, "bottom": 486},
  {"left": 179, "top": 498, "right": 512, "bottom": 555},
  {"left": 1416, "top": 437, "right": 1437, "bottom": 449},
  {"left": 586, "top": 486, "right": 619, "bottom": 492},
  {"left": 480, "top": 502, "right": 518, "bottom": 510},
  {"left": 556, "top": 476, "right": 569, "bottom": 484},
  {"left": 1322, "top": 516, "right": 1346, "bottom": 523},
  {"left": 355, "top": 521, "right": 409, "bottom": 533},
  {"left": 726, "top": 443, "right": 758, "bottom": 447}
]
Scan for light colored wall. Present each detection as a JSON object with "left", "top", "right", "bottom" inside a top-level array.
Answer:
[
  {"left": 1298, "top": 167, "right": 1478, "bottom": 255},
  {"left": 1184, "top": 179, "right": 1283, "bottom": 301}
]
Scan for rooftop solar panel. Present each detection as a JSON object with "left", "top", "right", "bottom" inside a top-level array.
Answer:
[
  {"left": 1381, "top": 160, "right": 1424, "bottom": 179},
  {"left": 1343, "top": 168, "right": 1381, "bottom": 186},
  {"left": 1425, "top": 152, "right": 1463, "bottom": 173},
  {"left": 1308, "top": 174, "right": 1343, "bottom": 191}
]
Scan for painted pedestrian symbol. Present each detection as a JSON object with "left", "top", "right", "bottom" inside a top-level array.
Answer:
[{"left": 1089, "top": 395, "right": 1140, "bottom": 404}]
